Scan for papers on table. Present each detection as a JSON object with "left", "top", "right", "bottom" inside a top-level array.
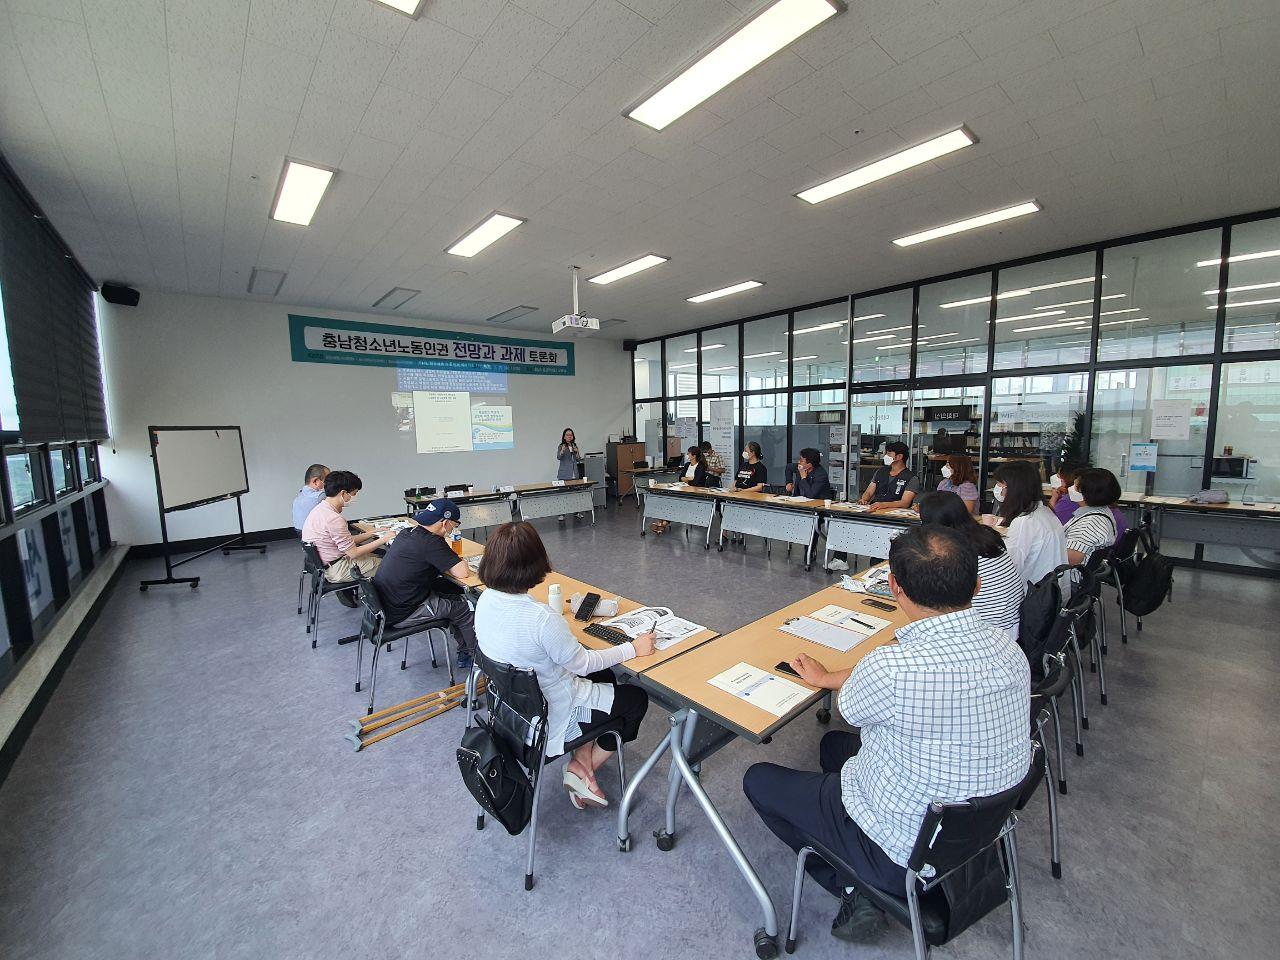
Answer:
[
  {"left": 369, "top": 518, "right": 413, "bottom": 532},
  {"left": 602, "top": 606, "right": 705, "bottom": 651},
  {"left": 778, "top": 604, "right": 892, "bottom": 653},
  {"left": 838, "top": 566, "right": 893, "bottom": 598},
  {"left": 465, "top": 554, "right": 483, "bottom": 572},
  {"left": 768, "top": 495, "right": 812, "bottom": 503},
  {"left": 708, "top": 662, "right": 811, "bottom": 717}
]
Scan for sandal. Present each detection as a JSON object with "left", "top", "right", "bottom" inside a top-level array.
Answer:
[
  {"left": 649, "top": 520, "right": 670, "bottom": 535},
  {"left": 563, "top": 768, "right": 608, "bottom": 808}
]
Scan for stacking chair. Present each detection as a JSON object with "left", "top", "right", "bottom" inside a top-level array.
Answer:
[
  {"left": 785, "top": 743, "right": 1043, "bottom": 960},
  {"left": 1025, "top": 702, "right": 1063, "bottom": 878},
  {"left": 464, "top": 650, "right": 629, "bottom": 891},
  {"left": 301, "top": 542, "right": 358, "bottom": 649},
  {"left": 1066, "top": 560, "right": 1108, "bottom": 709},
  {"left": 350, "top": 570, "right": 455, "bottom": 716},
  {"left": 1103, "top": 523, "right": 1144, "bottom": 643},
  {"left": 631, "top": 459, "right": 650, "bottom": 509},
  {"left": 1032, "top": 650, "right": 1075, "bottom": 790}
]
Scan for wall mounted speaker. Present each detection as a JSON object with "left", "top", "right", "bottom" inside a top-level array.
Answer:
[{"left": 100, "top": 282, "right": 140, "bottom": 306}]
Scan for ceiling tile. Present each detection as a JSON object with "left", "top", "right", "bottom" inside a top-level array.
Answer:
[
  {"left": 538, "top": 0, "right": 651, "bottom": 89},
  {"left": 459, "top": 4, "right": 564, "bottom": 95}
]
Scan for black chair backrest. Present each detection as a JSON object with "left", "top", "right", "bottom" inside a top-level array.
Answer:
[
  {"left": 906, "top": 741, "right": 1043, "bottom": 878},
  {"left": 474, "top": 648, "right": 548, "bottom": 772},
  {"left": 349, "top": 569, "right": 385, "bottom": 638},
  {"left": 1016, "top": 717, "right": 1049, "bottom": 810},
  {"left": 301, "top": 541, "right": 326, "bottom": 573}
]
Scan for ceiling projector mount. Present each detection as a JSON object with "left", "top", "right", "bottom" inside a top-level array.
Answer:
[{"left": 552, "top": 265, "right": 601, "bottom": 337}]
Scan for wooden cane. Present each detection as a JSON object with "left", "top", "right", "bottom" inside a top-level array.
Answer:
[
  {"left": 355, "top": 680, "right": 485, "bottom": 736},
  {"left": 356, "top": 676, "right": 486, "bottom": 728},
  {"left": 345, "top": 693, "right": 466, "bottom": 751}
]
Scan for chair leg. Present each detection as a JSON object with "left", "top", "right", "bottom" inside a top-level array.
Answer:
[
  {"left": 906, "top": 875, "right": 929, "bottom": 960},
  {"left": 525, "top": 755, "right": 547, "bottom": 891},
  {"left": 427, "top": 632, "right": 438, "bottom": 669},
  {"left": 785, "top": 847, "right": 812, "bottom": 954},
  {"left": 297, "top": 571, "right": 305, "bottom": 615},
  {"left": 1037, "top": 720, "right": 1062, "bottom": 878},
  {"left": 613, "top": 734, "right": 627, "bottom": 797},
  {"left": 1093, "top": 619, "right": 1108, "bottom": 707},
  {"left": 355, "top": 632, "right": 365, "bottom": 693},
  {"left": 1066, "top": 651, "right": 1085, "bottom": 756},
  {"left": 1068, "top": 631, "right": 1089, "bottom": 733},
  {"left": 1006, "top": 831, "right": 1026, "bottom": 960},
  {"left": 401, "top": 633, "right": 410, "bottom": 670},
  {"left": 445, "top": 631, "right": 456, "bottom": 686},
  {"left": 1095, "top": 595, "right": 1109, "bottom": 657},
  {"left": 313, "top": 595, "right": 324, "bottom": 649},
  {"left": 1049, "top": 698, "right": 1067, "bottom": 793},
  {"left": 1115, "top": 577, "right": 1129, "bottom": 644},
  {"left": 367, "top": 639, "right": 384, "bottom": 716}
]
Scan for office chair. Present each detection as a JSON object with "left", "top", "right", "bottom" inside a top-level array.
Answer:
[
  {"left": 350, "top": 570, "right": 455, "bottom": 716},
  {"left": 785, "top": 743, "right": 1042, "bottom": 960},
  {"left": 463, "top": 650, "right": 629, "bottom": 891},
  {"left": 301, "top": 542, "right": 359, "bottom": 649}
]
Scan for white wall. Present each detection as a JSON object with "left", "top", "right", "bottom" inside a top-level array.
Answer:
[{"left": 98, "top": 292, "right": 631, "bottom": 545}]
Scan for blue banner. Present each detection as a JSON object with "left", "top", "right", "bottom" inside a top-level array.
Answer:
[{"left": 289, "top": 314, "right": 574, "bottom": 376}]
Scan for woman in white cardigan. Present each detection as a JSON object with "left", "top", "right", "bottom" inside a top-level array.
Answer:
[
  {"left": 982, "top": 460, "right": 1067, "bottom": 586},
  {"left": 476, "top": 522, "right": 654, "bottom": 810}
]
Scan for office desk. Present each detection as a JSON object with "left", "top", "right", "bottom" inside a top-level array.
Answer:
[
  {"left": 513, "top": 479, "right": 596, "bottom": 524},
  {"left": 404, "top": 488, "right": 515, "bottom": 531},
  {"left": 617, "top": 584, "right": 909, "bottom": 956},
  {"left": 1117, "top": 494, "right": 1280, "bottom": 553},
  {"left": 640, "top": 484, "right": 723, "bottom": 547},
  {"left": 820, "top": 504, "right": 916, "bottom": 565},
  {"left": 629, "top": 466, "right": 684, "bottom": 508}
]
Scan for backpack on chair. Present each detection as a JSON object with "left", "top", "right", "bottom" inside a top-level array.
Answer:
[
  {"left": 1121, "top": 525, "right": 1174, "bottom": 618},
  {"left": 1017, "top": 565, "right": 1067, "bottom": 674}
]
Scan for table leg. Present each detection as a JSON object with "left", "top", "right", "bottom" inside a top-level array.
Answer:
[
  {"left": 655, "top": 711, "right": 699, "bottom": 850},
  {"left": 616, "top": 718, "right": 678, "bottom": 852},
  {"left": 668, "top": 710, "right": 779, "bottom": 956}
]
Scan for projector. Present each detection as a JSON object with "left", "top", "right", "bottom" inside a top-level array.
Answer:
[{"left": 551, "top": 314, "right": 600, "bottom": 337}]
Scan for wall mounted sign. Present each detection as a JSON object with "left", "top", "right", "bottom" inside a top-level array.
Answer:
[{"left": 289, "top": 314, "right": 574, "bottom": 376}]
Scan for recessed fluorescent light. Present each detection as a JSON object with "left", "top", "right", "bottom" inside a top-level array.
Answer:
[
  {"left": 852, "top": 313, "right": 885, "bottom": 322},
  {"left": 939, "top": 290, "right": 1028, "bottom": 309},
  {"left": 271, "top": 159, "right": 334, "bottom": 226},
  {"left": 668, "top": 362, "right": 697, "bottom": 369},
  {"left": 687, "top": 280, "right": 764, "bottom": 303},
  {"left": 1035, "top": 293, "right": 1125, "bottom": 310},
  {"left": 684, "top": 343, "right": 727, "bottom": 352},
  {"left": 849, "top": 334, "right": 896, "bottom": 344},
  {"left": 626, "top": 0, "right": 843, "bottom": 131},
  {"left": 1196, "top": 249, "right": 1280, "bottom": 267},
  {"left": 1203, "top": 280, "right": 1280, "bottom": 295},
  {"left": 1220, "top": 297, "right": 1280, "bottom": 308},
  {"left": 742, "top": 350, "right": 782, "bottom": 359},
  {"left": 706, "top": 365, "right": 736, "bottom": 372},
  {"left": 446, "top": 212, "right": 525, "bottom": 257},
  {"left": 588, "top": 254, "right": 668, "bottom": 284},
  {"left": 1098, "top": 317, "right": 1148, "bottom": 326},
  {"left": 1027, "top": 274, "right": 1101, "bottom": 292},
  {"left": 484, "top": 305, "right": 539, "bottom": 324},
  {"left": 915, "top": 332, "right": 959, "bottom": 341},
  {"left": 247, "top": 267, "right": 286, "bottom": 296},
  {"left": 875, "top": 343, "right": 913, "bottom": 350},
  {"left": 1012, "top": 321, "right": 1088, "bottom": 333},
  {"left": 893, "top": 201, "right": 1040, "bottom": 247},
  {"left": 372, "top": 286, "right": 421, "bottom": 310},
  {"left": 792, "top": 355, "right": 819, "bottom": 361},
  {"left": 797, "top": 127, "right": 975, "bottom": 204},
  {"left": 859, "top": 323, "right": 915, "bottom": 335},
  {"left": 995, "top": 309, "right": 1066, "bottom": 324},
  {"left": 370, "top": 0, "right": 425, "bottom": 16},
  {"left": 1099, "top": 308, "right": 1139, "bottom": 317},
  {"left": 790, "top": 321, "right": 846, "bottom": 334}
]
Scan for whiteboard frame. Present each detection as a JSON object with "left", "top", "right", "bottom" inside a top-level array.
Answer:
[{"left": 148, "top": 425, "right": 250, "bottom": 513}]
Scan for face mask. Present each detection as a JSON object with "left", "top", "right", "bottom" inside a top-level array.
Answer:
[
  {"left": 882, "top": 455, "right": 894, "bottom": 467},
  {"left": 941, "top": 465, "right": 953, "bottom": 479},
  {"left": 1049, "top": 474, "right": 1062, "bottom": 488},
  {"left": 993, "top": 484, "right": 1006, "bottom": 503},
  {"left": 742, "top": 450, "right": 751, "bottom": 460},
  {"left": 1069, "top": 486, "right": 1085, "bottom": 503}
]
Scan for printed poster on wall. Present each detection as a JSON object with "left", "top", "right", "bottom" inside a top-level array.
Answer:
[
  {"left": 1129, "top": 442, "right": 1158, "bottom": 472},
  {"left": 709, "top": 400, "right": 735, "bottom": 454},
  {"left": 1150, "top": 400, "right": 1191, "bottom": 441},
  {"left": 289, "top": 314, "right": 574, "bottom": 376}
]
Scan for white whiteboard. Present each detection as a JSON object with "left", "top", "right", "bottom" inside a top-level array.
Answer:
[{"left": 150, "top": 426, "right": 249, "bottom": 511}]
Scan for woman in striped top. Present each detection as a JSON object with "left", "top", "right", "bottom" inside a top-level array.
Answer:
[
  {"left": 1064, "top": 468, "right": 1121, "bottom": 565},
  {"left": 918, "top": 490, "right": 1026, "bottom": 642}
]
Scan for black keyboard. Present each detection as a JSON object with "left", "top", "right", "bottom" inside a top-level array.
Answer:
[
  {"left": 584, "top": 623, "right": 632, "bottom": 646},
  {"left": 575, "top": 591, "right": 601, "bottom": 621}
]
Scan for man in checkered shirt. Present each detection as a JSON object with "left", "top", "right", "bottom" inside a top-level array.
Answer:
[{"left": 743, "top": 525, "right": 1031, "bottom": 943}]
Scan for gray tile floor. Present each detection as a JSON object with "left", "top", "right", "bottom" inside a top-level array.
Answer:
[{"left": 1, "top": 503, "right": 1277, "bottom": 960}]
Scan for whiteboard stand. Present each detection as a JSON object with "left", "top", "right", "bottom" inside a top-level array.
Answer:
[{"left": 139, "top": 425, "right": 267, "bottom": 591}]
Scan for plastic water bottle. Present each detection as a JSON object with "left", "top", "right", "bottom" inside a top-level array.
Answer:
[
  {"left": 449, "top": 528, "right": 464, "bottom": 557},
  {"left": 547, "top": 583, "right": 562, "bottom": 617}
]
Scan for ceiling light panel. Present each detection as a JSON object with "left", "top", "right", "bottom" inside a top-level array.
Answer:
[
  {"left": 797, "top": 127, "right": 975, "bottom": 204},
  {"left": 247, "top": 268, "right": 286, "bottom": 296},
  {"left": 271, "top": 160, "right": 334, "bottom": 226},
  {"left": 627, "top": 0, "right": 843, "bottom": 131},
  {"left": 484, "top": 305, "right": 539, "bottom": 324},
  {"left": 587, "top": 254, "right": 668, "bottom": 284},
  {"left": 446, "top": 213, "right": 525, "bottom": 257},
  {"left": 893, "top": 201, "right": 1040, "bottom": 247},
  {"left": 790, "top": 321, "right": 846, "bottom": 334},
  {"left": 1035, "top": 294, "right": 1125, "bottom": 310},
  {"left": 742, "top": 350, "right": 782, "bottom": 359},
  {"left": 1203, "top": 281, "right": 1280, "bottom": 295},
  {"left": 1012, "top": 321, "right": 1088, "bottom": 333},
  {"left": 687, "top": 280, "right": 764, "bottom": 303},
  {"left": 994, "top": 309, "right": 1065, "bottom": 324},
  {"left": 684, "top": 343, "right": 726, "bottom": 352},
  {"left": 372, "top": 286, "right": 421, "bottom": 310},
  {"left": 370, "top": 0, "right": 425, "bottom": 15},
  {"left": 1196, "top": 249, "right": 1280, "bottom": 267}
]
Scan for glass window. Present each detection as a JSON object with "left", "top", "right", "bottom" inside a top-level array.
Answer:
[
  {"left": 699, "top": 324, "right": 739, "bottom": 394},
  {"left": 633, "top": 341, "right": 661, "bottom": 399},
  {"left": 849, "top": 389, "right": 911, "bottom": 495},
  {"left": 1090, "top": 365, "right": 1211, "bottom": 498},
  {"left": 994, "top": 253, "right": 1097, "bottom": 369},
  {"left": 1099, "top": 229, "right": 1219, "bottom": 361},
  {"left": 1213, "top": 360, "right": 1280, "bottom": 504},
  {"left": 0, "top": 274, "right": 18, "bottom": 433},
  {"left": 911, "top": 386, "right": 985, "bottom": 491},
  {"left": 52, "top": 447, "right": 75, "bottom": 496},
  {"left": 988, "top": 373, "right": 1090, "bottom": 488},
  {"left": 743, "top": 392, "right": 787, "bottom": 482},
  {"left": 742, "top": 315, "right": 788, "bottom": 390},
  {"left": 634, "top": 402, "right": 664, "bottom": 466},
  {"left": 1221, "top": 218, "right": 1280, "bottom": 353},
  {"left": 791, "top": 300, "right": 848, "bottom": 387},
  {"left": 78, "top": 443, "right": 98, "bottom": 483},
  {"left": 665, "top": 333, "right": 698, "bottom": 396},
  {"left": 793, "top": 388, "right": 848, "bottom": 497},
  {"left": 6, "top": 448, "right": 47, "bottom": 513},
  {"left": 850, "top": 290, "right": 912, "bottom": 383},
  {"left": 916, "top": 274, "right": 990, "bottom": 377}
]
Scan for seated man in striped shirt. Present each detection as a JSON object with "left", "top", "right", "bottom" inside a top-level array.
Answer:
[{"left": 743, "top": 525, "right": 1031, "bottom": 943}]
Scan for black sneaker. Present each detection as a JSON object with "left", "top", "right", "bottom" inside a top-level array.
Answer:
[
  {"left": 831, "top": 889, "right": 885, "bottom": 943},
  {"left": 335, "top": 589, "right": 359, "bottom": 609}
]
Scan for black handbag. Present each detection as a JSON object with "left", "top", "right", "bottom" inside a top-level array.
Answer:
[{"left": 456, "top": 717, "right": 535, "bottom": 836}]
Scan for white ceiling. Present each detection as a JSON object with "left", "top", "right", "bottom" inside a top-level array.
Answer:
[{"left": 1, "top": 0, "right": 1278, "bottom": 341}]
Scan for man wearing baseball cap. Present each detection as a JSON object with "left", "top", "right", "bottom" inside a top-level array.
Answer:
[{"left": 372, "top": 498, "right": 478, "bottom": 671}]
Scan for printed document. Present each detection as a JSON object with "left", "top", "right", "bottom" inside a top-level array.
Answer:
[
  {"left": 602, "top": 607, "right": 705, "bottom": 650},
  {"left": 708, "top": 662, "right": 810, "bottom": 717}
]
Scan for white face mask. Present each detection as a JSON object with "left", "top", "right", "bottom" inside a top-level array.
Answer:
[
  {"left": 882, "top": 454, "right": 894, "bottom": 467},
  {"left": 941, "top": 465, "right": 953, "bottom": 479},
  {"left": 1069, "top": 486, "right": 1085, "bottom": 503},
  {"left": 993, "top": 484, "right": 1006, "bottom": 503},
  {"left": 742, "top": 450, "right": 751, "bottom": 460},
  {"left": 1048, "top": 474, "right": 1062, "bottom": 488}
]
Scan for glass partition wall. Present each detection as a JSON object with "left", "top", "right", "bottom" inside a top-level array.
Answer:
[{"left": 632, "top": 209, "right": 1280, "bottom": 572}]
